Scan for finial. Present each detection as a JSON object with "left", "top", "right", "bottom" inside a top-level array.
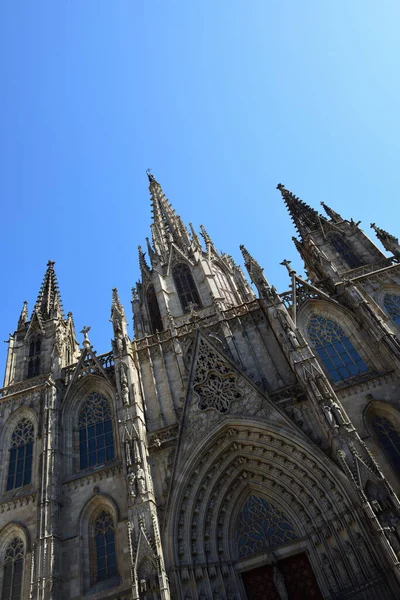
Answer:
[
  {"left": 200, "top": 224, "right": 212, "bottom": 244},
  {"left": 80, "top": 325, "right": 91, "bottom": 348},
  {"left": 280, "top": 259, "right": 296, "bottom": 276},
  {"left": 146, "top": 168, "right": 155, "bottom": 183}
]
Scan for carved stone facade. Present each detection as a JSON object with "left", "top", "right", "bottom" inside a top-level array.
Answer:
[{"left": 1, "top": 176, "right": 400, "bottom": 599}]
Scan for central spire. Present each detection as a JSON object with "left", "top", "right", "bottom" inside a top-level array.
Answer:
[
  {"left": 147, "top": 170, "right": 191, "bottom": 260},
  {"left": 32, "top": 260, "right": 64, "bottom": 321},
  {"left": 277, "top": 183, "right": 321, "bottom": 238}
]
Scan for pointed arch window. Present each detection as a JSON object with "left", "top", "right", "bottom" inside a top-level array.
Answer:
[
  {"left": 384, "top": 294, "right": 400, "bottom": 326},
  {"left": 146, "top": 285, "right": 163, "bottom": 333},
  {"left": 93, "top": 510, "right": 118, "bottom": 583},
  {"left": 213, "top": 266, "right": 237, "bottom": 306},
  {"left": 237, "top": 495, "right": 297, "bottom": 557},
  {"left": 79, "top": 393, "right": 115, "bottom": 470},
  {"left": 2, "top": 537, "right": 24, "bottom": 600},
  {"left": 307, "top": 315, "right": 368, "bottom": 382},
  {"left": 6, "top": 418, "right": 34, "bottom": 491},
  {"left": 27, "top": 336, "right": 41, "bottom": 378},
  {"left": 329, "top": 233, "right": 362, "bottom": 269},
  {"left": 372, "top": 414, "right": 400, "bottom": 474},
  {"left": 172, "top": 263, "right": 202, "bottom": 312}
]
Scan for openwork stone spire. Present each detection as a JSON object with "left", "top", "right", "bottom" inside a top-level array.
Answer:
[
  {"left": 320, "top": 201, "right": 343, "bottom": 223},
  {"left": 147, "top": 170, "right": 191, "bottom": 259},
  {"left": 32, "top": 260, "right": 64, "bottom": 320},
  {"left": 277, "top": 183, "right": 320, "bottom": 238},
  {"left": 371, "top": 223, "right": 400, "bottom": 258}
]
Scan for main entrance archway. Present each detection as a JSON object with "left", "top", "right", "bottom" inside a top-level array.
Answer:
[{"left": 242, "top": 552, "right": 323, "bottom": 600}]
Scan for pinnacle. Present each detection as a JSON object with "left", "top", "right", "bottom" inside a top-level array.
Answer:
[
  {"left": 32, "top": 260, "right": 64, "bottom": 321},
  {"left": 320, "top": 201, "right": 342, "bottom": 222},
  {"left": 277, "top": 183, "right": 320, "bottom": 237}
]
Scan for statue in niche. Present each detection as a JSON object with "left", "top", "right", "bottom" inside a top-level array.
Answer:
[
  {"left": 136, "top": 464, "right": 146, "bottom": 495},
  {"left": 127, "top": 471, "right": 136, "bottom": 498},
  {"left": 273, "top": 566, "right": 288, "bottom": 600},
  {"left": 285, "top": 325, "right": 300, "bottom": 349},
  {"left": 120, "top": 366, "right": 130, "bottom": 405}
]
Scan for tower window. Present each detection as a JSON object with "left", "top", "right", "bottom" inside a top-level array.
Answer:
[
  {"left": 307, "top": 315, "right": 368, "bottom": 382},
  {"left": 6, "top": 418, "right": 34, "bottom": 491},
  {"left": 27, "top": 336, "right": 41, "bottom": 378},
  {"left": 329, "top": 233, "right": 362, "bottom": 269},
  {"left": 94, "top": 511, "right": 118, "bottom": 583},
  {"left": 2, "top": 537, "right": 24, "bottom": 600},
  {"left": 79, "top": 393, "right": 115, "bottom": 470},
  {"left": 172, "top": 263, "right": 202, "bottom": 312},
  {"left": 213, "top": 266, "right": 237, "bottom": 306},
  {"left": 372, "top": 414, "right": 400, "bottom": 474},
  {"left": 384, "top": 294, "right": 400, "bottom": 325},
  {"left": 146, "top": 285, "right": 163, "bottom": 333}
]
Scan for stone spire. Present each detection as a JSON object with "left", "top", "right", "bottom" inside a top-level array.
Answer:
[
  {"left": 320, "top": 201, "right": 343, "bottom": 223},
  {"left": 32, "top": 260, "right": 64, "bottom": 321},
  {"left": 138, "top": 245, "right": 151, "bottom": 275},
  {"left": 370, "top": 223, "right": 400, "bottom": 259},
  {"left": 277, "top": 183, "right": 321, "bottom": 238},
  {"left": 240, "top": 244, "right": 273, "bottom": 299},
  {"left": 147, "top": 170, "right": 191, "bottom": 260},
  {"left": 18, "top": 300, "right": 28, "bottom": 329}
]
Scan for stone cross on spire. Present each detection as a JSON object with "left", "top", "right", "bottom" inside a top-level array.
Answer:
[{"left": 80, "top": 325, "right": 91, "bottom": 348}]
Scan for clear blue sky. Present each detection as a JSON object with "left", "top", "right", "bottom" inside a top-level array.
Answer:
[{"left": 1, "top": 1, "right": 399, "bottom": 372}]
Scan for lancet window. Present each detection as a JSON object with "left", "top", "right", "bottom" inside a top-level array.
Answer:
[
  {"left": 2, "top": 537, "right": 24, "bottom": 600},
  {"left": 307, "top": 315, "right": 368, "bottom": 382},
  {"left": 6, "top": 418, "right": 34, "bottom": 491},
  {"left": 27, "top": 336, "right": 41, "bottom": 378},
  {"left": 372, "top": 414, "right": 400, "bottom": 475},
  {"left": 383, "top": 294, "right": 400, "bottom": 325},
  {"left": 79, "top": 393, "right": 115, "bottom": 470},
  {"left": 329, "top": 233, "right": 362, "bottom": 269},
  {"left": 93, "top": 511, "right": 118, "bottom": 583},
  {"left": 172, "top": 263, "right": 202, "bottom": 312},
  {"left": 146, "top": 285, "right": 163, "bottom": 333},
  {"left": 213, "top": 266, "right": 237, "bottom": 306},
  {"left": 237, "top": 495, "right": 297, "bottom": 557}
]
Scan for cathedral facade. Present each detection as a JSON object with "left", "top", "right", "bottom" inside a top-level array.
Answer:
[{"left": 1, "top": 175, "right": 400, "bottom": 599}]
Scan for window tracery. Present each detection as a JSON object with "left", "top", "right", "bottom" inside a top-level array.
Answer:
[
  {"left": 146, "top": 285, "right": 163, "bottom": 333},
  {"left": 27, "top": 336, "right": 41, "bottom": 378},
  {"left": 2, "top": 537, "right": 24, "bottom": 600},
  {"left": 372, "top": 414, "right": 400, "bottom": 474},
  {"left": 307, "top": 315, "right": 368, "bottom": 382},
  {"left": 237, "top": 495, "right": 297, "bottom": 557},
  {"left": 384, "top": 294, "right": 400, "bottom": 325},
  {"left": 329, "top": 233, "right": 362, "bottom": 269},
  {"left": 172, "top": 263, "right": 202, "bottom": 312},
  {"left": 79, "top": 393, "right": 115, "bottom": 470},
  {"left": 7, "top": 418, "right": 34, "bottom": 491},
  {"left": 94, "top": 510, "right": 118, "bottom": 583},
  {"left": 213, "top": 266, "right": 237, "bottom": 306}
]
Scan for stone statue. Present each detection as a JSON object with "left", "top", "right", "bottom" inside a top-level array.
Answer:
[
  {"left": 321, "top": 554, "right": 337, "bottom": 590},
  {"left": 272, "top": 566, "right": 288, "bottom": 600},
  {"left": 80, "top": 325, "right": 91, "bottom": 348},
  {"left": 136, "top": 464, "right": 146, "bottom": 495},
  {"left": 120, "top": 367, "right": 130, "bottom": 405},
  {"left": 331, "top": 401, "right": 346, "bottom": 425},
  {"left": 127, "top": 471, "right": 136, "bottom": 498},
  {"left": 286, "top": 326, "right": 300, "bottom": 349}
]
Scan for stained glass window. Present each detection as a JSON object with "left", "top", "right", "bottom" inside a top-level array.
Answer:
[
  {"left": 94, "top": 511, "right": 118, "bottom": 582},
  {"left": 329, "top": 233, "right": 362, "bottom": 269},
  {"left": 213, "top": 266, "right": 237, "bottom": 306},
  {"left": 79, "top": 393, "right": 114, "bottom": 470},
  {"left": 237, "top": 495, "right": 297, "bottom": 557},
  {"left": 372, "top": 415, "right": 400, "bottom": 474},
  {"left": 384, "top": 294, "right": 400, "bottom": 325},
  {"left": 307, "top": 315, "right": 368, "bottom": 383},
  {"left": 172, "top": 263, "right": 202, "bottom": 312},
  {"left": 2, "top": 537, "right": 24, "bottom": 600},
  {"left": 6, "top": 419, "right": 34, "bottom": 491},
  {"left": 146, "top": 285, "right": 163, "bottom": 333},
  {"left": 27, "top": 336, "right": 41, "bottom": 378}
]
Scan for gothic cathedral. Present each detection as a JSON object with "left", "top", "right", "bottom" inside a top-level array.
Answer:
[{"left": 1, "top": 174, "right": 400, "bottom": 600}]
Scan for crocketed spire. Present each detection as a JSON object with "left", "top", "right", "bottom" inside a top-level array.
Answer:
[
  {"left": 371, "top": 223, "right": 400, "bottom": 258},
  {"left": 32, "top": 260, "right": 64, "bottom": 321},
  {"left": 240, "top": 244, "right": 272, "bottom": 294},
  {"left": 277, "top": 183, "right": 321, "bottom": 238},
  {"left": 18, "top": 300, "right": 28, "bottom": 329}
]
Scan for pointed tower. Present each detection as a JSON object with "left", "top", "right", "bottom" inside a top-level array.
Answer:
[
  {"left": 279, "top": 184, "right": 388, "bottom": 283},
  {"left": 133, "top": 173, "right": 253, "bottom": 338},
  {"left": 371, "top": 222, "right": 400, "bottom": 260},
  {"left": 3, "top": 260, "right": 79, "bottom": 387}
]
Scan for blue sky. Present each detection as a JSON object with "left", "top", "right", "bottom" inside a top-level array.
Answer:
[{"left": 1, "top": 1, "right": 399, "bottom": 372}]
